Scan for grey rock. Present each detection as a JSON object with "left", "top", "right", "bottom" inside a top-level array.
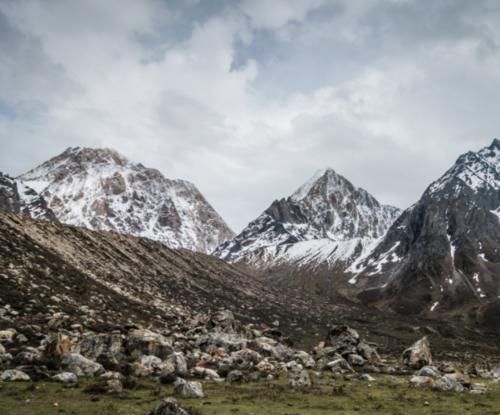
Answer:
[
  {"left": 402, "top": 337, "right": 432, "bottom": 369},
  {"left": 173, "top": 378, "right": 204, "bottom": 399},
  {"left": 226, "top": 370, "right": 244, "bottom": 383},
  {"left": 62, "top": 352, "right": 105, "bottom": 377},
  {"left": 1, "top": 369, "right": 31, "bottom": 381},
  {"left": 148, "top": 397, "right": 189, "bottom": 415},
  {"left": 52, "top": 372, "right": 78, "bottom": 384}
]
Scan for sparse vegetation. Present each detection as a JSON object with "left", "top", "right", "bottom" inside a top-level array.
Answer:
[{"left": 0, "top": 375, "right": 499, "bottom": 415}]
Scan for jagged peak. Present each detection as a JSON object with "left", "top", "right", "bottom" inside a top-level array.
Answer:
[
  {"left": 59, "top": 146, "right": 129, "bottom": 166},
  {"left": 290, "top": 167, "right": 350, "bottom": 202},
  {"left": 489, "top": 137, "right": 500, "bottom": 150}
]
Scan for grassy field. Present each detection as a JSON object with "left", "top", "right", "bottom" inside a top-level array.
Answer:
[{"left": 0, "top": 374, "right": 498, "bottom": 415}]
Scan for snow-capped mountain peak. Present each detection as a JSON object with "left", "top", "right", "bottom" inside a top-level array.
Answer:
[
  {"left": 352, "top": 139, "right": 500, "bottom": 314},
  {"left": 215, "top": 167, "right": 400, "bottom": 270},
  {"left": 18, "top": 147, "right": 234, "bottom": 253}
]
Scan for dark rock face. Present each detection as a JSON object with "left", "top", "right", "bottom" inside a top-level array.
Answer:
[
  {"left": 0, "top": 174, "right": 20, "bottom": 214},
  {"left": 0, "top": 173, "right": 57, "bottom": 222},
  {"left": 354, "top": 139, "right": 500, "bottom": 315}
]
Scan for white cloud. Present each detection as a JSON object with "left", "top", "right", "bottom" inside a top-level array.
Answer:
[{"left": 0, "top": 0, "right": 499, "bottom": 232}]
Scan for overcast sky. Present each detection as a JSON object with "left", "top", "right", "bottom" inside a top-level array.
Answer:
[{"left": 0, "top": 0, "right": 499, "bottom": 232}]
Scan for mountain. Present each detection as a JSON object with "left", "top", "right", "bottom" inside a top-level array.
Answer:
[
  {"left": 0, "top": 173, "right": 57, "bottom": 221},
  {"left": 215, "top": 168, "right": 400, "bottom": 292},
  {"left": 351, "top": 139, "right": 500, "bottom": 315},
  {"left": 18, "top": 147, "right": 234, "bottom": 253},
  {"left": 2, "top": 211, "right": 496, "bottom": 355}
]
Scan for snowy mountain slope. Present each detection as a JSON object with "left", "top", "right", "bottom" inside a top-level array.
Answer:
[
  {"left": 18, "top": 147, "right": 234, "bottom": 253},
  {"left": 352, "top": 139, "right": 500, "bottom": 314},
  {"left": 215, "top": 168, "right": 400, "bottom": 274},
  {"left": 0, "top": 173, "right": 57, "bottom": 221}
]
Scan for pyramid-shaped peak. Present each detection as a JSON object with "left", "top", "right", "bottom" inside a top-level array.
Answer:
[
  {"left": 59, "top": 146, "right": 129, "bottom": 166},
  {"left": 290, "top": 167, "right": 352, "bottom": 202},
  {"left": 489, "top": 137, "right": 500, "bottom": 150}
]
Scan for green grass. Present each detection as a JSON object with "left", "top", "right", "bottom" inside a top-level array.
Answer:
[{"left": 0, "top": 375, "right": 499, "bottom": 415}]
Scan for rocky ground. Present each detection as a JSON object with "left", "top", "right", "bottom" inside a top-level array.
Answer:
[{"left": 1, "top": 212, "right": 500, "bottom": 414}]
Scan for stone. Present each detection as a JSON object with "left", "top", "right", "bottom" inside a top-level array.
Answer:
[
  {"left": 226, "top": 370, "right": 244, "bottom": 383},
  {"left": 62, "top": 352, "right": 105, "bottom": 377},
  {"left": 347, "top": 354, "right": 366, "bottom": 367},
  {"left": 134, "top": 355, "right": 164, "bottom": 377},
  {"left": 288, "top": 368, "right": 311, "bottom": 388},
  {"left": 402, "top": 337, "right": 432, "bottom": 369},
  {"left": 173, "top": 378, "right": 204, "bottom": 399},
  {"left": 14, "top": 347, "right": 42, "bottom": 365},
  {"left": 1, "top": 369, "right": 31, "bottom": 381},
  {"left": 326, "top": 325, "right": 360, "bottom": 355},
  {"left": 327, "top": 358, "right": 355, "bottom": 374},
  {"left": 469, "top": 383, "right": 487, "bottom": 395},
  {"left": 256, "top": 359, "right": 275, "bottom": 374},
  {"left": 0, "top": 329, "right": 17, "bottom": 343},
  {"left": 159, "top": 361, "right": 177, "bottom": 384},
  {"left": 166, "top": 352, "right": 188, "bottom": 377},
  {"left": 148, "top": 397, "right": 189, "bottom": 415},
  {"left": 360, "top": 374, "right": 376, "bottom": 381},
  {"left": 294, "top": 351, "right": 315, "bottom": 369},
  {"left": 52, "top": 372, "right": 78, "bottom": 384},
  {"left": 409, "top": 375, "right": 434, "bottom": 388},
  {"left": 434, "top": 375, "right": 464, "bottom": 392},
  {"left": 191, "top": 367, "right": 221, "bottom": 381},
  {"left": 356, "top": 342, "right": 381, "bottom": 365},
  {"left": 126, "top": 329, "right": 173, "bottom": 360},
  {"left": 417, "top": 366, "right": 441, "bottom": 378},
  {"left": 77, "top": 332, "right": 123, "bottom": 369},
  {"left": 44, "top": 333, "right": 72, "bottom": 362}
]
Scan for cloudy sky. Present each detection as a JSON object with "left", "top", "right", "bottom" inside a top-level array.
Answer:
[{"left": 0, "top": 0, "right": 499, "bottom": 231}]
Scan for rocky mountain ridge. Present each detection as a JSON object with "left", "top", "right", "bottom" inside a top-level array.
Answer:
[
  {"left": 215, "top": 168, "right": 400, "bottom": 272},
  {"left": 0, "top": 173, "right": 57, "bottom": 222},
  {"left": 18, "top": 147, "right": 234, "bottom": 254},
  {"left": 351, "top": 139, "right": 500, "bottom": 315}
]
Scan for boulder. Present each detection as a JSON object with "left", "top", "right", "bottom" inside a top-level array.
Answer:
[
  {"left": 195, "top": 332, "right": 247, "bottom": 353},
  {"left": 434, "top": 375, "right": 464, "bottom": 392},
  {"left": 166, "top": 352, "right": 188, "bottom": 377},
  {"left": 77, "top": 332, "right": 123, "bottom": 369},
  {"left": 347, "top": 354, "right": 366, "bottom": 367},
  {"left": 402, "top": 337, "right": 432, "bottom": 369},
  {"left": 191, "top": 366, "right": 221, "bottom": 381},
  {"left": 13, "top": 347, "right": 42, "bottom": 365},
  {"left": 1, "top": 369, "right": 31, "bottom": 381},
  {"left": 62, "top": 352, "right": 105, "bottom": 377},
  {"left": 409, "top": 375, "right": 434, "bottom": 388},
  {"left": 134, "top": 355, "right": 164, "bottom": 377},
  {"left": 417, "top": 366, "right": 441, "bottom": 378},
  {"left": 294, "top": 351, "right": 315, "bottom": 369},
  {"left": 173, "top": 378, "right": 204, "bottom": 399},
  {"left": 126, "top": 329, "right": 173, "bottom": 360},
  {"left": 327, "top": 358, "right": 355, "bottom": 374},
  {"left": 0, "top": 329, "right": 17, "bottom": 344},
  {"left": 148, "top": 397, "right": 189, "bottom": 415},
  {"left": 256, "top": 359, "right": 275, "bottom": 374},
  {"left": 52, "top": 372, "right": 78, "bottom": 384},
  {"left": 43, "top": 333, "right": 72, "bottom": 363},
  {"left": 159, "top": 361, "right": 177, "bottom": 384},
  {"left": 229, "top": 348, "right": 262, "bottom": 370},
  {"left": 288, "top": 368, "right": 311, "bottom": 388},
  {"left": 326, "top": 325, "right": 359, "bottom": 356},
  {"left": 356, "top": 342, "right": 381, "bottom": 365},
  {"left": 226, "top": 370, "right": 244, "bottom": 383}
]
